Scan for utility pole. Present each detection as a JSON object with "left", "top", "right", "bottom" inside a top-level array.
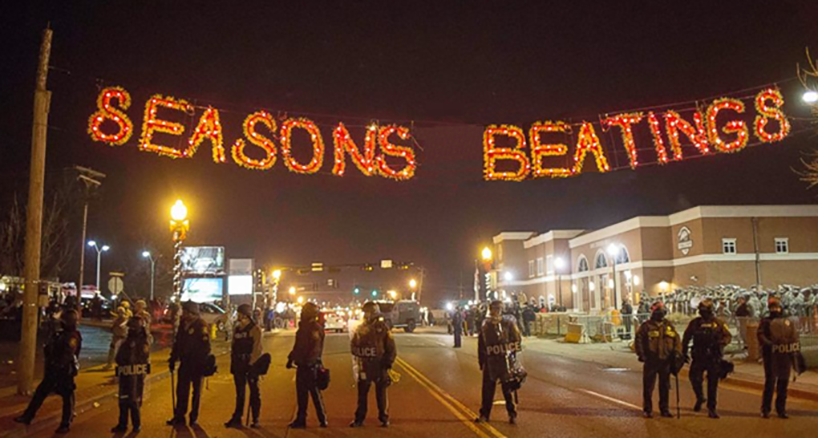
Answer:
[
  {"left": 75, "top": 166, "right": 105, "bottom": 295},
  {"left": 18, "top": 26, "right": 53, "bottom": 395}
]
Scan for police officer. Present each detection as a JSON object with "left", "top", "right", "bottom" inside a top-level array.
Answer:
[
  {"left": 112, "top": 315, "right": 151, "bottom": 432},
  {"left": 635, "top": 301, "right": 681, "bottom": 418},
  {"left": 681, "top": 298, "right": 731, "bottom": 418},
  {"left": 350, "top": 301, "right": 397, "bottom": 428},
  {"left": 287, "top": 302, "right": 327, "bottom": 428},
  {"left": 476, "top": 300, "right": 522, "bottom": 424},
  {"left": 758, "top": 297, "right": 799, "bottom": 418},
  {"left": 225, "top": 304, "right": 264, "bottom": 428},
  {"left": 167, "top": 301, "right": 211, "bottom": 426},
  {"left": 452, "top": 306, "right": 463, "bottom": 348},
  {"left": 15, "top": 309, "right": 82, "bottom": 434}
]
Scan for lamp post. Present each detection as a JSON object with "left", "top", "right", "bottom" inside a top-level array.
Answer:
[
  {"left": 142, "top": 251, "right": 156, "bottom": 301},
  {"left": 169, "top": 200, "right": 189, "bottom": 302},
  {"left": 555, "top": 257, "right": 565, "bottom": 309},
  {"left": 271, "top": 269, "right": 282, "bottom": 304},
  {"left": 607, "top": 243, "right": 620, "bottom": 310},
  {"left": 88, "top": 240, "right": 110, "bottom": 291},
  {"left": 479, "top": 246, "right": 493, "bottom": 301}
]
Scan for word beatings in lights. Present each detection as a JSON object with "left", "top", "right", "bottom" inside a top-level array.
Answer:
[
  {"left": 87, "top": 87, "right": 417, "bottom": 181},
  {"left": 483, "top": 87, "right": 791, "bottom": 181}
]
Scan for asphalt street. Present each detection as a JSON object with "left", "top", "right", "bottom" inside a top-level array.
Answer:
[{"left": 12, "top": 328, "right": 818, "bottom": 437}]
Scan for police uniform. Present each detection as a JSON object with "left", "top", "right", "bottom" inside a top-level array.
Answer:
[
  {"left": 635, "top": 318, "right": 681, "bottom": 416},
  {"left": 351, "top": 315, "right": 397, "bottom": 426},
  {"left": 288, "top": 315, "right": 327, "bottom": 427},
  {"left": 478, "top": 315, "right": 522, "bottom": 422},
  {"left": 17, "top": 320, "right": 82, "bottom": 431},
  {"left": 452, "top": 310, "right": 463, "bottom": 348},
  {"left": 229, "top": 319, "right": 263, "bottom": 425},
  {"left": 168, "top": 315, "right": 211, "bottom": 425},
  {"left": 758, "top": 312, "right": 800, "bottom": 418},
  {"left": 682, "top": 316, "right": 731, "bottom": 414},
  {"left": 113, "top": 322, "right": 150, "bottom": 431}
]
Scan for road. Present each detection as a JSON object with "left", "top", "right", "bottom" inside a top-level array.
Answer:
[{"left": 11, "top": 327, "right": 818, "bottom": 437}]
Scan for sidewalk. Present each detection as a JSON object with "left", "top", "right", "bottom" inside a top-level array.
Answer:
[
  {"left": 0, "top": 329, "right": 283, "bottom": 436},
  {"left": 521, "top": 336, "right": 818, "bottom": 402}
]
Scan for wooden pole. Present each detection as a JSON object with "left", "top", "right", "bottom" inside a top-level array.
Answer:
[{"left": 18, "top": 26, "right": 53, "bottom": 395}]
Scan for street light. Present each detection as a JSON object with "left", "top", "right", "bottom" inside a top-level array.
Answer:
[
  {"left": 803, "top": 90, "right": 818, "bottom": 104},
  {"left": 481, "top": 247, "right": 492, "bottom": 262},
  {"left": 409, "top": 278, "right": 417, "bottom": 289},
  {"left": 388, "top": 290, "right": 397, "bottom": 300},
  {"left": 88, "top": 240, "right": 109, "bottom": 291},
  {"left": 169, "top": 199, "right": 189, "bottom": 306},
  {"left": 555, "top": 257, "right": 565, "bottom": 308},
  {"left": 142, "top": 251, "right": 156, "bottom": 301},
  {"left": 289, "top": 286, "right": 296, "bottom": 296},
  {"left": 272, "top": 270, "right": 282, "bottom": 280}
]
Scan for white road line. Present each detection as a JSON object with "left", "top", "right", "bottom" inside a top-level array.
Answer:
[{"left": 580, "top": 389, "right": 641, "bottom": 411}]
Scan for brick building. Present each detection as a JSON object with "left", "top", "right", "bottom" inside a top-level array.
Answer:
[{"left": 492, "top": 205, "right": 818, "bottom": 312}]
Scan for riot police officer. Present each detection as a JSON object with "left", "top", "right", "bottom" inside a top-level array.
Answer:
[
  {"left": 635, "top": 301, "right": 681, "bottom": 418},
  {"left": 681, "top": 298, "right": 731, "bottom": 418},
  {"left": 15, "top": 309, "right": 82, "bottom": 434},
  {"left": 452, "top": 306, "right": 463, "bottom": 348},
  {"left": 758, "top": 297, "right": 799, "bottom": 418},
  {"left": 225, "top": 304, "right": 263, "bottom": 428},
  {"left": 350, "top": 301, "right": 397, "bottom": 427},
  {"left": 167, "top": 301, "right": 211, "bottom": 426},
  {"left": 476, "top": 300, "right": 522, "bottom": 424},
  {"left": 112, "top": 315, "right": 151, "bottom": 432},
  {"left": 287, "top": 302, "right": 327, "bottom": 428}
]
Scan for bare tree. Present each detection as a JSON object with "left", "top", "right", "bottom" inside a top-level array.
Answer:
[
  {"left": 797, "top": 48, "right": 818, "bottom": 188},
  {"left": 0, "top": 176, "right": 79, "bottom": 280}
]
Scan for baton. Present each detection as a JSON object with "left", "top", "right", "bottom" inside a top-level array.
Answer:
[{"left": 170, "top": 369, "right": 176, "bottom": 412}]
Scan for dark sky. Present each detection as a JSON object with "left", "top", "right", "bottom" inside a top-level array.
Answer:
[{"left": 2, "top": 1, "right": 818, "bottom": 305}]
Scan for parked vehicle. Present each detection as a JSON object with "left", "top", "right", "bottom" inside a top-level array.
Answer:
[
  {"left": 378, "top": 300, "right": 420, "bottom": 333},
  {"left": 322, "top": 311, "right": 347, "bottom": 333}
]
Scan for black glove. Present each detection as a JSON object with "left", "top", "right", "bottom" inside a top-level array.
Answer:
[
  {"left": 286, "top": 359, "right": 293, "bottom": 369},
  {"left": 169, "top": 361, "right": 176, "bottom": 373},
  {"left": 637, "top": 356, "right": 645, "bottom": 363}
]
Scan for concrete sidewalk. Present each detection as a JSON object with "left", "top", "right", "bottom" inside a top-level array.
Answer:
[{"left": 520, "top": 336, "right": 818, "bottom": 402}]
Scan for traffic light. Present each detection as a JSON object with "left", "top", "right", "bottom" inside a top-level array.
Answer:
[
  {"left": 371, "top": 290, "right": 378, "bottom": 297},
  {"left": 362, "top": 264, "right": 374, "bottom": 272},
  {"left": 354, "top": 286, "right": 360, "bottom": 295}
]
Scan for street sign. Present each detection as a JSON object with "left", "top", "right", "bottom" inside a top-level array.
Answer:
[
  {"left": 108, "top": 276, "right": 124, "bottom": 295},
  {"left": 381, "top": 259, "right": 393, "bottom": 269},
  {"left": 311, "top": 262, "right": 324, "bottom": 272}
]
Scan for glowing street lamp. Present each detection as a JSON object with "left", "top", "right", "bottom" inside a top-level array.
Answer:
[
  {"left": 481, "top": 247, "right": 493, "bottom": 262},
  {"left": 142, "top": 250, "right": 156, "bottom": 301},
  {"left": 169, "top": 199, "right": 189, "bottom": 304},
  {"left": 272, "top": 270, "right": 282, "bottom": 280},
  {"left": 296, "top": 296, "right": 304, "bottom": 305},
  {"left": 87, "top": 240, "right": 110, "bottom": 290},
  {"left": 803, "top": 90, "right": 818, "bottom": 104},
  {"left": 289, "top": 286, "right": 296, "bottom": 296},
  {"left": 503, "top": 271, "right": 514, "bottom": 282},
  {"left": 409, "top": 279, "right": 417, "bottom": 289},
  {"left": 388, "top": 290, "right": 397, "bottom": 300}
]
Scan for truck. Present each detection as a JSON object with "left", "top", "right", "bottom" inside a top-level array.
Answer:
[{"left": 377, "top": 300, "right": 421, "bottom": 333}]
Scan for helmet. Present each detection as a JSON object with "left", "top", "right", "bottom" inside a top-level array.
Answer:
[
  {"left": 301, "top": 302, "right": 319, "bottom": 320},
  {"left": 650, "top": 301, "right": 666, "bottom": 314},
  {"left": 127, "top": 315, "right": 145, "bottom": 331},
  {"left": 182, "top": 300, "right": 200, "bottom": 316},
  {"left": 698, "top": 298, "right": 715, "bottom": 313},
  {"left": 768, "top": 297, "right": 782, "bottom": 310},
  {"left": 135, "top": 299, "right": 147, "bottom": 310},
  {"left": 362, "top": 301, "right": 380, "bottom": 317},
  {"left": 121, "top": 301, "right": 131, "bottom": 309},
  {"left": 237, "top": 304, "right": 253, "bottom": 319}
]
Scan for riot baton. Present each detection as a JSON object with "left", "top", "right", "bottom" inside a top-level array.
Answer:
[
  {"left": 170, "top": 368, "right": 176, "bottom": 412},
  {"left": 675, "top": 372, "right": 680, "bottom": 419}
]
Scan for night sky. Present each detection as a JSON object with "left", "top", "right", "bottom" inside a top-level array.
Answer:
[{"left": 2, "top": 1, "right": 818, "bottom": 305}]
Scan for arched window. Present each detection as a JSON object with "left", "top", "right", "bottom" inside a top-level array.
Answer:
[
  {"left": 594, "top": 250, "right": 608, "bottom": 269},
  {"left": 615, "top": 246, "right": 630, "bottom": 264},
  {"left": 577, "top": 255, "right": 589, "bottom": 272}
]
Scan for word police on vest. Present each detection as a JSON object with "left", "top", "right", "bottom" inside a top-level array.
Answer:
[{"left": 486, "top": 342, "right": 522, "bottom": 356}]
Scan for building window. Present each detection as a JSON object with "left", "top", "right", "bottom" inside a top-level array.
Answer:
[
  {"left": 595, "top": 251, "right": 608, "bottom": 269},
  {"left": 528, "top": 260, "right": 535, "bottom": 278},
  {"left": 546, "top": 255, "right": 554, "bottom": 275},
  {"left": 775, "top": 238, "right": 789, "bottom": 254},
  {"left": 722, "top": 238, "right": 737, "bottom": 255},
  {"left": 578, "top": 256, "right": 589, "bottom": 272},
  {"left": 536, "top": 257, "right": 544, "bottom": 276}
]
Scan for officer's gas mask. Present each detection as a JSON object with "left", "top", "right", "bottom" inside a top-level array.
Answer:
[
  {"left": 698, "top": 299, "right": 715, "bottom": 320},
  {"left": 650, "top": 303, "right": 666, "bottom": 322}
]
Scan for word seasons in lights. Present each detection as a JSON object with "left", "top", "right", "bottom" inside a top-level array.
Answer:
[
  {"left": 87, "top": 87, "right": 417, "bottom": 180},
  {"left": 483, "top": 88, "right": 791, "bottom": 181}
]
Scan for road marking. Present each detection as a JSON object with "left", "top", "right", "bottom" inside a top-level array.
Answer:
[
  {"left": 396, "top": 357, "right": 507, "bottom": 438},
  {"left": 579, "top": 389, "right": 641, "bottom": 410},
  {"left": 396, "top": 360, "right": 493, "bottom": 438}
]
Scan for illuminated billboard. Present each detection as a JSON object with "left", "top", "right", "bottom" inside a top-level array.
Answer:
[
  {"left": 228, "top": 275, "right": 253, "bottom": 295},
  {"left": 181, "top": 278, "right": 224, "bottom": 303},
  {"left": 180, "top": 246, "right": 225, "bottom": 275}
]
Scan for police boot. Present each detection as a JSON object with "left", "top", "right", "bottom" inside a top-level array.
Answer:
[
  {"left": 708, "top": 409, "right": 720, "bottom": 419},
  {"left": 693, "top": 399, "right": 705, "bottom": 412},
  {"left": 13, "top": 416, "right": 32, "bottom": 425},
  {"left": 224, "top": 417, "right": 243, "bottom": 428}
]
